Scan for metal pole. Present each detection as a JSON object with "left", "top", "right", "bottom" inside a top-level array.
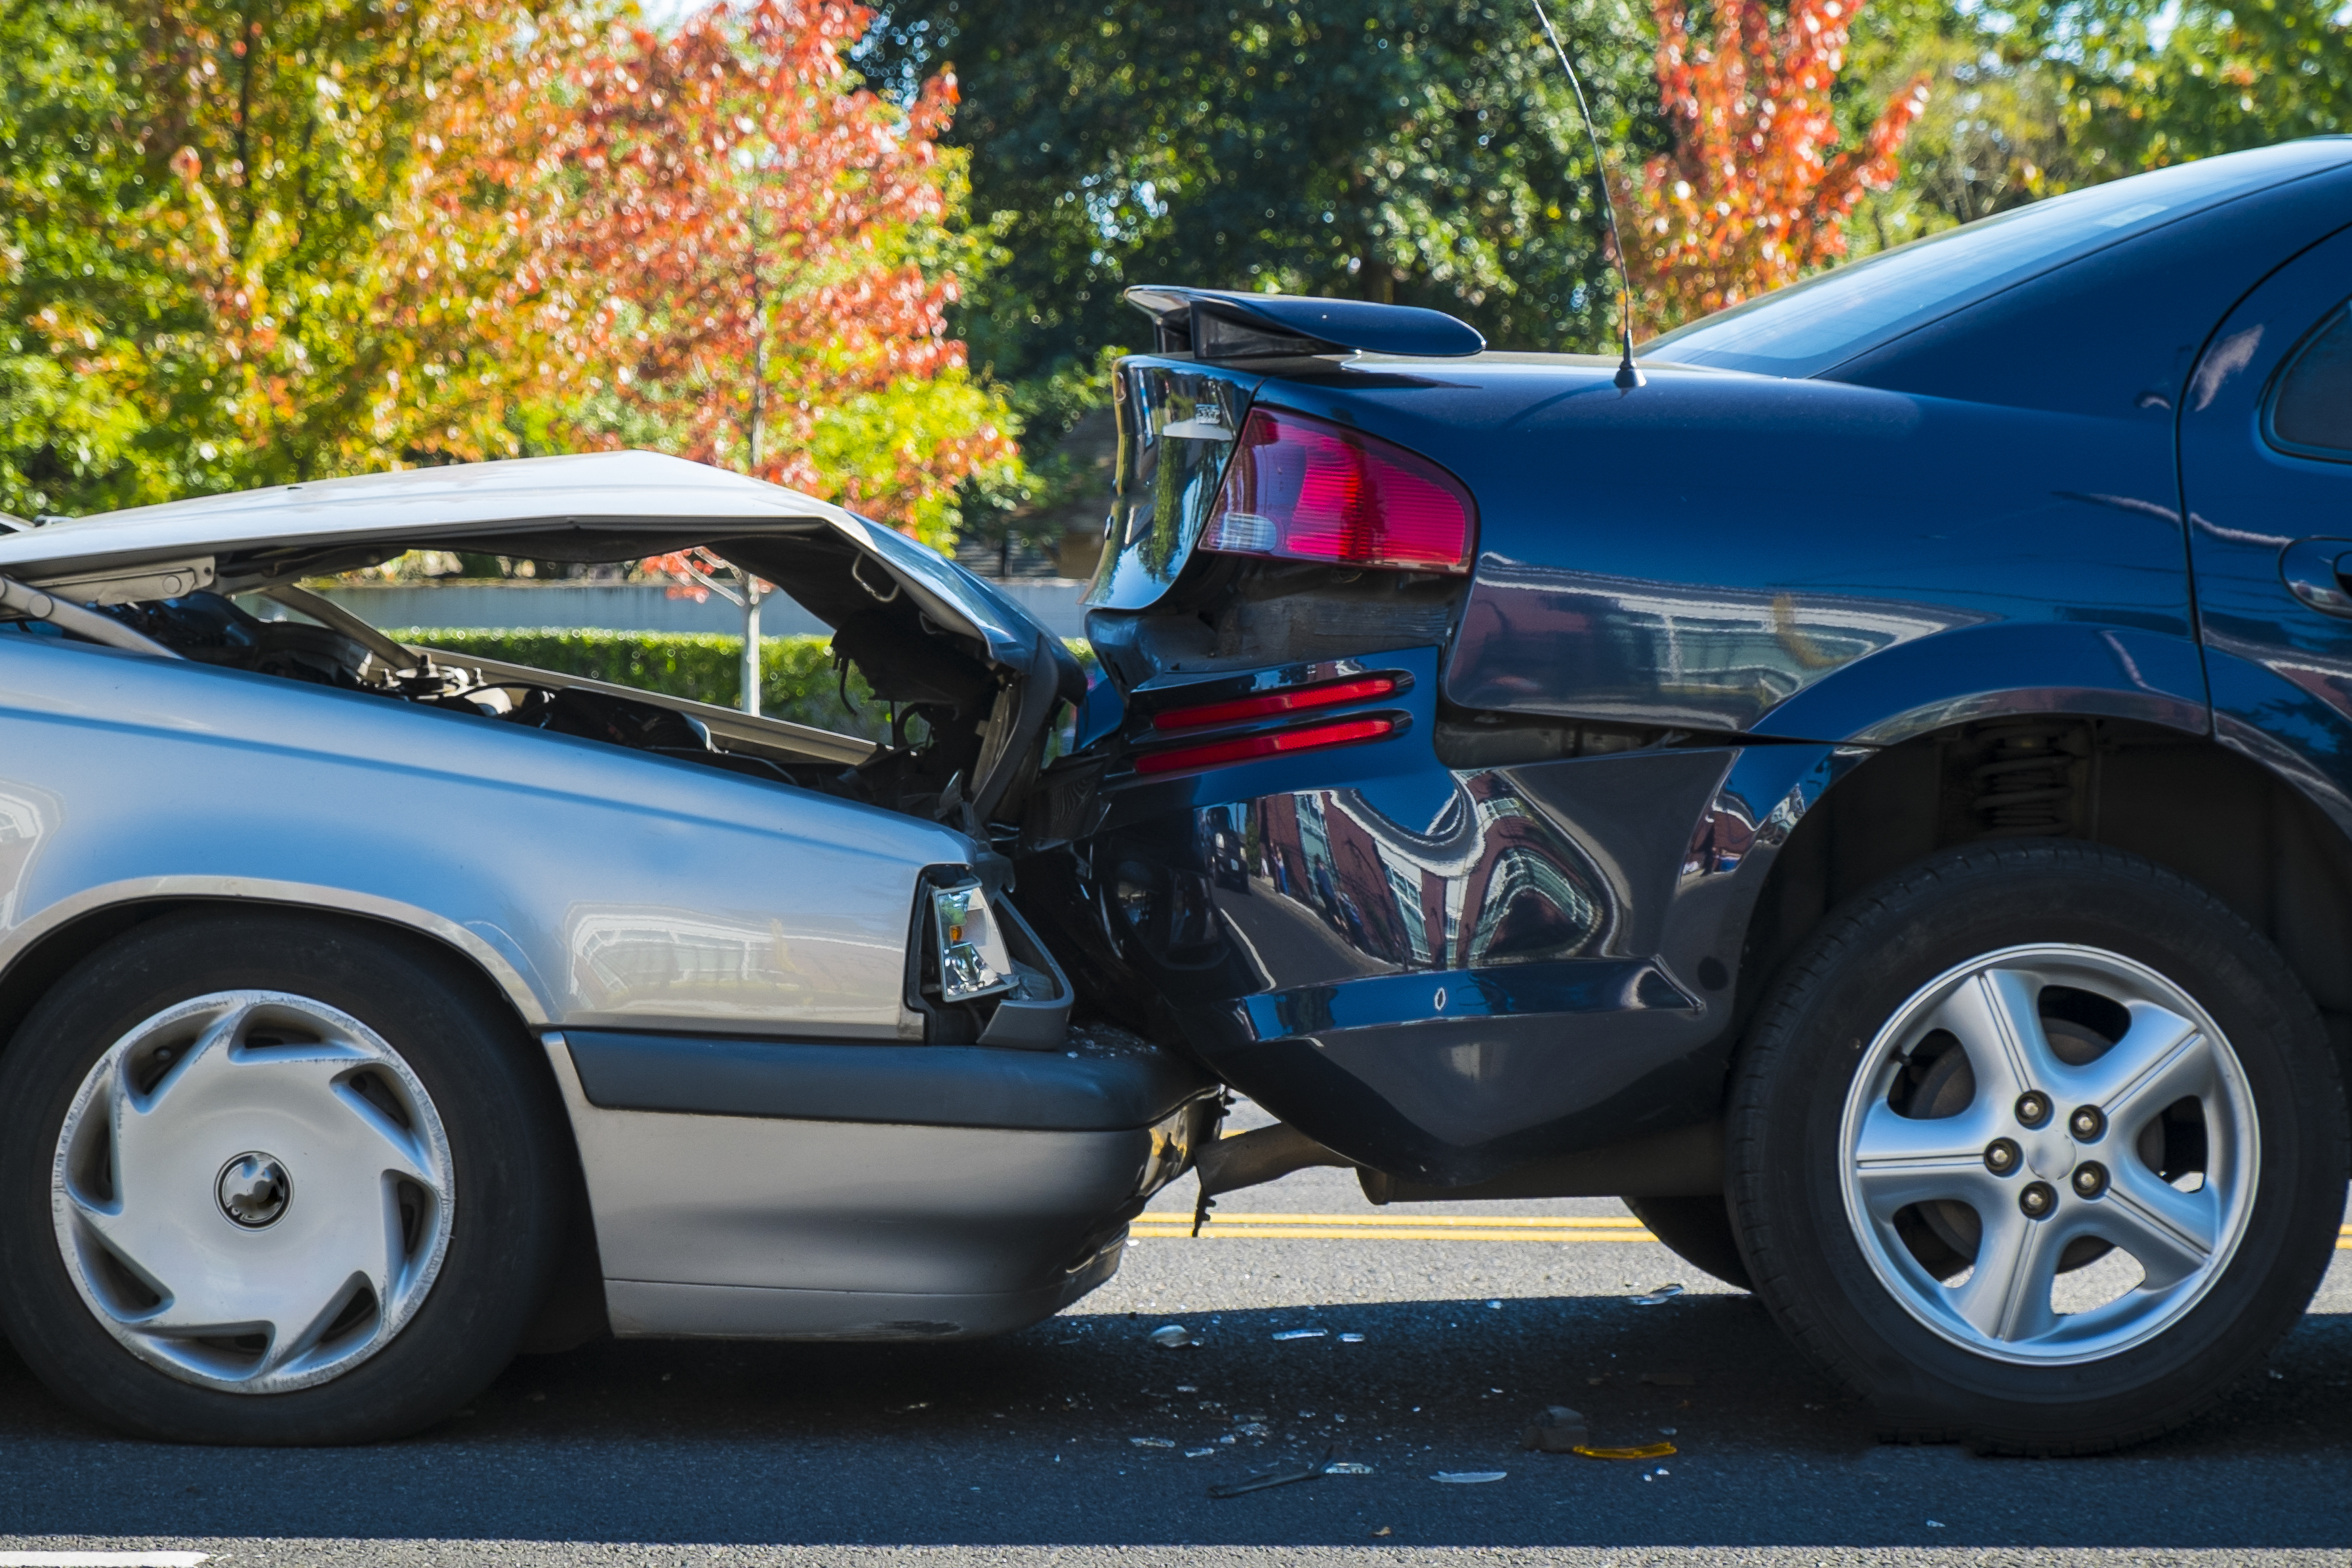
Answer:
[{"left": 742, "top": 582, "right": 762, "bottom": 717}]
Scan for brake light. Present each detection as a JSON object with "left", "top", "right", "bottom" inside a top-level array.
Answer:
[
  {"left": 1133, "top": 717, "right": 1397, "bottom": 775},
  {"left": 1150, "top": 674, "right": 1400, "bottom": 733},
  {"left": 1200, "top": 409, "right": 1475, "bottom": 573}
]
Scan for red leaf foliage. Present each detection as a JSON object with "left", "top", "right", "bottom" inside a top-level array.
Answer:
[
  {"left": 380, "top": 0, "right": 1010, "bottom": 540},
  {"left": 1625, "top": 0, "right": 1931, "bottom": 326}
]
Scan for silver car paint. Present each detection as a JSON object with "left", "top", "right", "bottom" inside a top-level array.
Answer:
[
  {"left": 0, "top": 632, "right": 967, "bottom": 1039},
  {"left": 0, "top": 452, "right": 1027, "bottom": 668},
  {"left": 0, "top": 451, "right": 1145, "bottom": 1346},
  {"left": 543, "top": 1039, "right": 1139, "bottom": 1339}
]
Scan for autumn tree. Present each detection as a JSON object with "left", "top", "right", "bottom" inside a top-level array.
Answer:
[
  {"left": 0, "top": 0, "right": 535, "bottom": 517},
  {"left": 1625, "top": 0, "right": 1930, "bottom": 327},
  {"left": 387, "top": 0, "right": 1017, "bottom": 550}
]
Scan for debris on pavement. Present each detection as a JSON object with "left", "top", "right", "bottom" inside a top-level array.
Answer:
[
  {"left": 1573, "top": 1441, "right": 1678, "bottom": 1460},
  {"left": 1208, "top": 1448, "right": 1335, "bottom": 1498},
  {"left": 1130, "top": 1436, "right": 1176, "bottom": 1448},
  {"left": 1519, "top": 1405, "right": 1591, "bottom": 1453},
  {"left": 1148, "top": 1324, "right": 1194, "bottom": 1348},
  {"left": 1431, "top": 1471, "right": 1509, "bottom": 1483},
  {"left": 1640, "top": 1371, "right": 1697, "bottom": 1386},
  {"left": 1324, "top": 1461, "right": 1375, "bottom": 1474},
  {"left": 1339, "top": 1333, "right": 1366, "bottom": 1342},
  {"left": 1626, "top": 1283, "right": 1686, "bottom": 1305},
  {"left": 1185, "top": 1448, "right": 1217, "bottom": 1458},
  {"left": 1272, "top": 1328, "right": 1328, "bottom": 1340}
]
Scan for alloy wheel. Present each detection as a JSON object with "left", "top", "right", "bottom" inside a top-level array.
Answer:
[{"left": 1837, "top": 944, "right": 2258, "bottom": 1365}]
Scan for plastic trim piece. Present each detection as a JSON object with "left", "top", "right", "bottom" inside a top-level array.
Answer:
[
  {"left": 1123, "top": 286, "right": 1486, "bottom": 360},
  {"left": 563, "top": 1029, "right": 1217, "bottom": 1132}
]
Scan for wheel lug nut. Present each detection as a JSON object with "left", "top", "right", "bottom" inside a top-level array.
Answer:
[
  {"left": 2073, "top": 1161, "right": 2108, "bottom": 1199},
  {"left": 2019, "top": 1180, "right": 2057, "bottom": 1218},
  {"left": 1984, "top": 1138, "right": 2021, "bottom": 1175},
  {"left": 2070, "top": 1104, "right": 2105, "bottom": 1140},
  {"left": 2015, "top": 1092, "right": 2052, "bottom": 1128}
]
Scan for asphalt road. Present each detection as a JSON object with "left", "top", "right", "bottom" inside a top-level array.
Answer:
[{"left": 1, "top": 1103, "right": 2348, "bottom": 1567}]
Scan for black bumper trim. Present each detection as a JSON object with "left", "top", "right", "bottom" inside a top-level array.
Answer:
[{"left": 562, "top": 1029, "right": 1215, "bottom": 1133}]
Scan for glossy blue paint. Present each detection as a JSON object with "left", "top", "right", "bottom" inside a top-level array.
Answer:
[
  {"left": 2183, "top": 222, "right": 2352, "bottom": 839},
  {"left": 1042, "top": 706, "right": 1851, "bottom": 1179},
  {"left": 1039, "top": 144, "right": 2352, "bottom": 1183}
]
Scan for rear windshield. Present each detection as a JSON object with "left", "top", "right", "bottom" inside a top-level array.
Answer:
[{"left": 1640, "top": 139, "right": 2352, "bottom": 380}]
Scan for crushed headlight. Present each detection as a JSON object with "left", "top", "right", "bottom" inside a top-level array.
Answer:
[{"left": 931, "top": 882, "right": 1017, "bottom": 1003}]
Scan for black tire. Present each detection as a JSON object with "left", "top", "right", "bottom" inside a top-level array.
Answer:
[
  {"left": 1623, "top": 1196, "right": 1753, "bottom": 1291},
  {"left": 1726, "top": 841, "right": 2348, "bottom": 1455},
  {"left": 0, "top": 909, "right": 569, "bottom": 1444}
]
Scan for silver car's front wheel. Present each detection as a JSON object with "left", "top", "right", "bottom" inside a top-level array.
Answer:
[
  {"left": 1838, "top": 946, "right": 2258, "bottom": 1364},
  {"left": 0, "top": 911, "right": 566, "bottom": 1445},
  {"left": 52, "top": 991, "right": 456, "bottom": 1394}
]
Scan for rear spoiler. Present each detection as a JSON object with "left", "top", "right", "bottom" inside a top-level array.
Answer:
[{"left": 1123, "top": 285, "right": 1485, "bottom": 361}]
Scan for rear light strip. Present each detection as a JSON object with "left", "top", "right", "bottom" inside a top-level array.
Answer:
[
  {"left": 1149, "top": 674, "right": 1402, "bottom": 733},
  {"left": 1131, "top": 716, "right": 1398, "bottom": 776}
]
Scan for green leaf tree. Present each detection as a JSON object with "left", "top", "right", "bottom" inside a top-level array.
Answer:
[{"left": 866, "top": 0, "right": 1664, "bottom": 380}]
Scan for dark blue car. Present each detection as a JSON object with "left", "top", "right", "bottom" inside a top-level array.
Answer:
[{"left": 1023, "top": 137, "right": 2352, "bottom": 1454}]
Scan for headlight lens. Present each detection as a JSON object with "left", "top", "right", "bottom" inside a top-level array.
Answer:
[{"left": 931, "top": 883, "right": 1016, "bottom": 1003}]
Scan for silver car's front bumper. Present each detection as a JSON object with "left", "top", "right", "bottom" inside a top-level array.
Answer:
[{"left": 543, "top": 1032, "right": 1215, "bottom": 1340}]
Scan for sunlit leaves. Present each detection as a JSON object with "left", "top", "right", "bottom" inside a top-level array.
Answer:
[
  {"left": 385, "top": 0, "right": 1017, "bottom": 548},
  {"left": 1627, "top": 0, "right": 1930, "bottom": 327}
]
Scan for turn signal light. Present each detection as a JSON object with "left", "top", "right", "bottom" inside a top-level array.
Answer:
[
  {"left": 1200, "top": 408, "right": 1475, "bottom": 574},
  {"left": 1133, "top": 717, "right": 1397, "bottom": 776},
  {"left": 1149, "top": 674, "right": 1400, "bottom": 733}
]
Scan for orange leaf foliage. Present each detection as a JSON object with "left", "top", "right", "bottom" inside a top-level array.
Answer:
[
  {"left": 1625, "top": 0, "right": 1930, "bottom": 327},
  {"left": 378, "top": 0, "right": 1010, "bottom": 543}
]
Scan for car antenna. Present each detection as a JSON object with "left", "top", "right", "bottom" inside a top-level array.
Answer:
[{"left": 1528, "top": 0, "right": 1645, "bottom": 389}]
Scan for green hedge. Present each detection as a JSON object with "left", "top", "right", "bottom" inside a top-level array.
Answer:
[
  {"left": 392, "top": 629, "right": 1095, "bottom": 744},
  {"left": 394, "top": 630, "right": 890, "bottom": 738}
]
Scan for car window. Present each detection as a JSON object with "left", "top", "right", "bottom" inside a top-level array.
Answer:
[
  {"left": 2269, "top": 304, "right": 2352, "bottom": 460},
  {"left": 1639, "top": 140, "right": 2352, "bottom": 380}
]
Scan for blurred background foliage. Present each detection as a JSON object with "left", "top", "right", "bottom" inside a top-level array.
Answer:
[{"left": 4, "top": 0, "right": 2346, "bottom": 555}]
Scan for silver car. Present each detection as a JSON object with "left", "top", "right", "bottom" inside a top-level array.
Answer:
[{"left": 0, "top": 451, "right": 1215, "bottom": 1445}]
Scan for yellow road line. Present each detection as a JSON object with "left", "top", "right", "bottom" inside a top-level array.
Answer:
[
  {"left": 1129, "top": 1222, "right": 1646, "bottom": 1232},
  {"left": 1131, "top": 1213, "right": 1659, "bottom": 1243},
  {"left": 1130, "top": 1226, "right": 1661, "bottom": 1241},
  {"left": 1134, "top": 1222, "right": 2352, "bottom": 1245}
]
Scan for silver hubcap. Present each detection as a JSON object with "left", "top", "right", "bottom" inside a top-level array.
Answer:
[
  {"left": 51, "top": 992, "right": 455, "bottom": 1393},
  {"left": 1838, "top": 944, "right": 2258, "bottom": 1365}
]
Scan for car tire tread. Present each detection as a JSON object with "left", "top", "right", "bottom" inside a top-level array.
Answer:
[{"left": 1724, "top": 839, "right": 2349, "bottom": 1455}]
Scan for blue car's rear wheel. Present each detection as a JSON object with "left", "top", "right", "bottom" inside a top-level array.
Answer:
[
  {"left": 0, "top": 910, "right": 567, "bottom": 1444},
  {"left": 1727, "top": 841, "right": 2347, "bottom": 1453}
]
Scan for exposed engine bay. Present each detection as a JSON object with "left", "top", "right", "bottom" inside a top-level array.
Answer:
[
  {"left": 1, "top": 523, "right": 1063, "bottom": 831},
  {"left": 92, "top": 585, "right": 1015, "bottom": 822}
]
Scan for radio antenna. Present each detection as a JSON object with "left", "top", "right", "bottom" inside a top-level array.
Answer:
[{"left": 1528, "top": 0, "right": 1644, "bottom": 389}]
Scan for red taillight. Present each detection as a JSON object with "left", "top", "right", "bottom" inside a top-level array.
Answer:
[
  {"left": 1200, "top": 408, "right": 1475, "bottom": 574},
  {"left": 1150, "top": 674, "right": 1401, "bottom": 733},
  {"left": 1132, "top": 717, "right": 1397, "bottom": 776}
]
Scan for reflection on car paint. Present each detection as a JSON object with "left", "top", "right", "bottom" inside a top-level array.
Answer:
[
  {"left": 1448, "top": 557, "right": 1986, "bottom": 732},
  {"left": 1217, "top": 773, "right": 1619, "bottom": 980},
  {"left": 565, "top": 904, "right": 907, "bottom": 1028},
  {"left": 1087, "top": 364, "right": 1263, "bottom": 611}
]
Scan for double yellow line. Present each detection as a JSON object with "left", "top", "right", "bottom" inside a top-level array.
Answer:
[
  {"left": 1129, "top": 1212, "right": 1659, "bottom": 1243},
  {"left": 1131, "top": 1218, "right": 2352, "bottom": 1249}
]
